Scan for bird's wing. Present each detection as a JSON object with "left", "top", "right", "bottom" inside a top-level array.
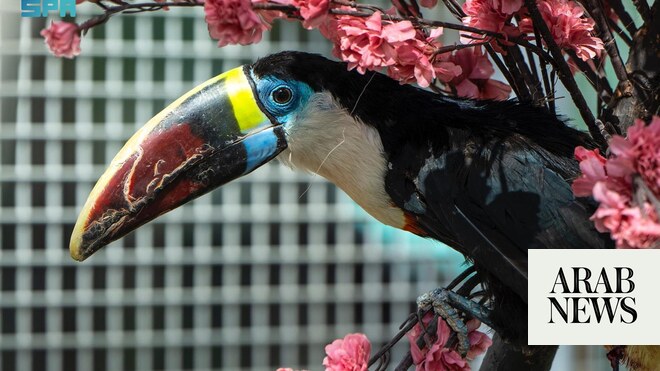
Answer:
[{"left": 387, "top": 137, "right": 612, "bottom": 302}]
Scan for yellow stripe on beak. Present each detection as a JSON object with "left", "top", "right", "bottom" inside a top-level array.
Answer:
[{"left": 225, "top": 68, "right": 269, "bottom": 134}]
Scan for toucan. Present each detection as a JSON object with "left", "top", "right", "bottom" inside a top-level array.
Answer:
[{"left": 69, "top": 51, "right": 614, "bottom": 346}]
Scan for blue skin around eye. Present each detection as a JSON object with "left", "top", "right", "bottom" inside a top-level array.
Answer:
[
  {"left": 253, "top": 75, "right": 313, "bottom": 125},
  {"left": 240, "top": 73, "right": 313, "bottom": 175}
]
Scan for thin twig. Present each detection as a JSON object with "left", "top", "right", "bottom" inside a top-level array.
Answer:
[
  {"left": 441, "top": 0, "right": 466, "bottom": 17},
  {"left": 501, "top": 48, "right": 532, "bottom": 101},
  {"left": 514, "top": 15, "right": 544, "bottom": 102},
  {"left": 632, "top": 0, "right": 652, "bottom": 24},
  {"left": 368, "top": 314, "right": 418, "bottom": 367},
  {"left": 524, "top": 0, "right": 605, "bottom": 145},
  {"left": 605, "top": 0, "right": 638, "bottom": 36},
  {"left": 510, "top": 45, "right": 544, "bottom": 104},
  {"left": 565, "top": 49, "right": 613, "bottom": 99},
  {"left": 456, "top": 274, "right": 482, "bottom": 297},
  {"left": 526, "top": 47, "right": 541, "bottom": 88},
  {"left": 441, "top": 0, "right": 464, "bottom": 18},
  {"left": 606, "top": 17, "right": 633, "bottom": 47},
  {"left": 406, "top": 0, "right": 423, "bottom": 18},
  {"left": 583, "top": 0, "right": 630, "bottom": 88},
  {"left": 533, "top": 27, "right": 554, "bottom": 113},
  {"left": 330, "top": 0, "right": 382, "bottom": 13},
  {"left": 484, "top": 44, "right": 519, "bottom": 98},
  {"left": 432, "top": 41, "right": 488, "bottom": 57},
  {"left": 78, "top": 1, "right": 203, "bottom": 32},
  {"left": 447, "top": 266, "right": 476, "bottom": 291}
]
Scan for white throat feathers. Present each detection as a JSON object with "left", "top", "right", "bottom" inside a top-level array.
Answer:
[{"left": 277, "top": 92, "right": 405, "bottom": 229}]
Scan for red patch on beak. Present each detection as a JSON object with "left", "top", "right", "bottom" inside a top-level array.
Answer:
[{"left": 86, "top": 123, "right": 209, "bottom": 236}]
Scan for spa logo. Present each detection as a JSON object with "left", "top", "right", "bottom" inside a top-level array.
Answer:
[
  {"left": 547, "top": 267, "right": 637, "bottom": 324},
  {"left": 21, "top": 0, "right": 76, "bottom": 17}
]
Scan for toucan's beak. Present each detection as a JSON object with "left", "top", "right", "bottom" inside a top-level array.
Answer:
[{"left": 70, "top": 66, "right": 286, "bottom": 261}]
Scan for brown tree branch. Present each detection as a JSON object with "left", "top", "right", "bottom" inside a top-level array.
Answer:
[
  {"left": 565, "top": 49, "right": 613, "bottom": 99},
  {"left": 606, "top": 0, "right": 638, "bottom": 37},
  {"left": 510, "top": 45, "right": 545, "bottom": 104},
  {"left": 606, "top": 17, "right": 633, "bottom": 47},
  {"left": 534, "top": 27, "right": 555, "bottom": 113},
  {"left": 523, "top": 0, "right": 606, "bottom": 146},
  {"left": 632, "top": 0, "right": 652, "bottom": 24},
  {"left": 608, "top": 1, "right": 660, "bottom": 133},
  {"left": 501, "top": 48, "right": 533, "bottom": 101},
  {"left": 583, "top": 0, "right": 631, "bottom": 91},
  {"left": 79, "top": 1, "right": 203, "bottom": 32}
]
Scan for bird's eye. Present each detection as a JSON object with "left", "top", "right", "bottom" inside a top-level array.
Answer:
[{"left": 271, "top": 86, "right": 293, "bottom": 105}]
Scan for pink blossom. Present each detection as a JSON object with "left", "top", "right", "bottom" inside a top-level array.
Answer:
[
  {"left": 592, "top": 183, "right": 660, "bottom": 249},
  {"left": 325, "top": 12, "right": 462, "bottom": 87},
  {"left": 534, "top": 0, "right": 604, "bottom": 61},
  {"left": 462, "top": 0, "right": 523, "bottom": 33},
  {"left": 408, "top": 314, "right": 491, "bottom": 371},
  {"left": 611, "top": 117, "right": 660, "bottom": 195},
  {"left": 460, "top": 0, "right": 523, "bottom": 52},
  {"left": 387, "top": 28, "right": 462, "bottom": 87},
  {"left": 40, "top": 21, "right": 81, "bottom": 59},
  {"left": 204, "top": 0, "right": 268, "bottom": 47},
  {"left": 294, "top": 0, "right": 330, "bottom": 29},
  {"left": 323, "top": 333, "right": 371, "bottom": 371},
  {"left": 448, "top": 46, "right": 511, "bottom": 100},
  {"left": 466, "top": 319, "right": 493, "bottom": 359},
  {"left": 572, "top": 147, "right": 608, "bottom": 197},
  {"left": 418, "top": 343, "right": 469, "bottom": 371},
  {"left": 572, "top": 117, "right": 660, "bottom": 249},
  {"left": 334, "top": 13, "right": 416, "bottom": 74}
]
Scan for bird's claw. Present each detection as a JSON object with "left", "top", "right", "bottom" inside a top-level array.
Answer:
[
  {"left": 417, "top": 288, "right": 471, "bottom": 357},
  {"left": 416, "top": 287, "right": 493, "bottom": 358}
]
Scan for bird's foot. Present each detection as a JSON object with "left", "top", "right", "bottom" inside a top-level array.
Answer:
[{"left": 416, "top": 287, "right": 493, "bottom": 357}]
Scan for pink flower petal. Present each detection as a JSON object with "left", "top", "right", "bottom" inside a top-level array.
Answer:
[
  {"left": 447, "top": 46, "right": 510, "bottom": 100},
  {"left": 204, "top": 0, "right": 268, "bottom": 47},
  {"left": 535, "top": 0, "right": 604, "bottom": 61},
  {"left": 574, "top": 117, "right": 660, "bottom": 249},
  {"left": 323, "top": 333, "right": 371, "bottom": 371},
  {"left": 40, "top": 21, "right": 81, "bottom": 59},
  {"left": 294, "top": 0, "right": 330, "bottom": 29}
]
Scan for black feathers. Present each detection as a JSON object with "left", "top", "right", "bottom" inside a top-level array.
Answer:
[{"left": 253, "top": 51, "right": 614, "bottom": 342}]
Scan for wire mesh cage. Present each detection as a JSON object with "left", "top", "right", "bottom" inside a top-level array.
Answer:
[{"left": 0, "top": 2, "right": 613, "bottom": 370}]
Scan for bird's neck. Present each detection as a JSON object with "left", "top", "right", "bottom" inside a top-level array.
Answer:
[{"left": 277, "top": 93, "right": 406, "bottom": 229}]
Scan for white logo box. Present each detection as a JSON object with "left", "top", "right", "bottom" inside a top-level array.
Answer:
[{"left": 528, "top": 249, "right": 660, "bottom": 345}]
